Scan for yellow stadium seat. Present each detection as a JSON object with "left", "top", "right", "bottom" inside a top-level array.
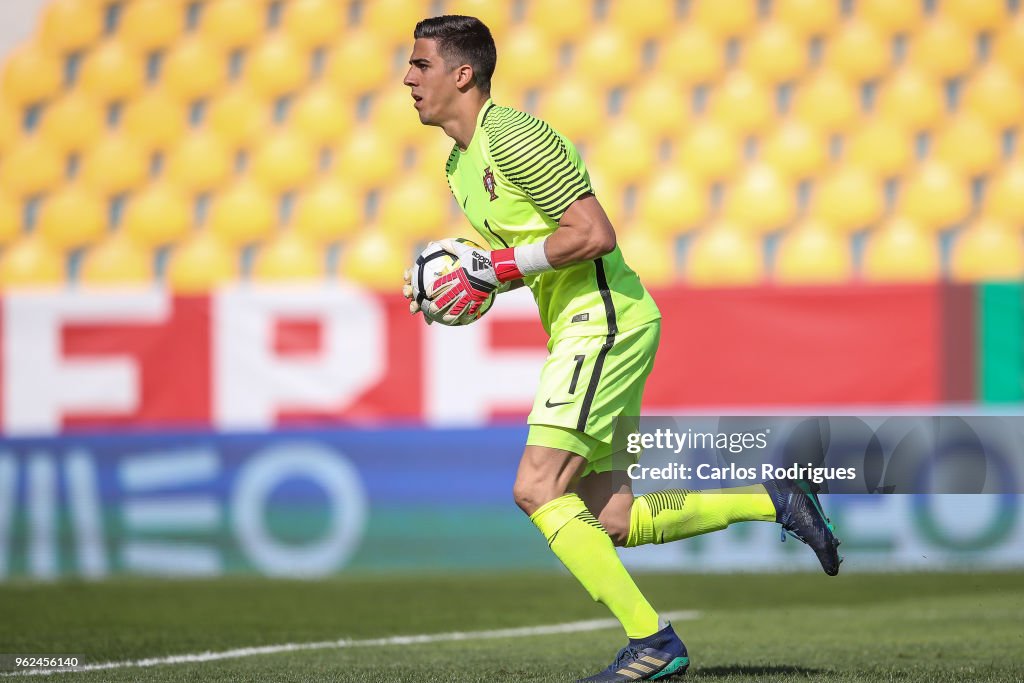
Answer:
[
  {"left": 290, "top": 83, "right": 354, "bottom": 146},
  {"left": 362, "top": 0, "right": 430, "bottom": 51},
  {"left": 636, "top": 167, "right": 709, "bottom": 237},
  {"left": 934, "top": 113, "right": 1001, "bottom": 177},
  {"left": 293, "top": 179, "right": 363, "bottom": 244},
  {"left": 200, "top": 0, "right": 267, "bottom": 50},
  {"left": 792, "top": 69, "right": 859, "bottom": 133},
  {"left": 162, "top": 37, "right": 228, "bottom": 101},
  {"left": 825, "top": 19, "right": 891, "bottom": 83},
  {"left": 537, "top": 79, "right": 605, "bottom": 142},
  {"left": 253, "top": 232, "right": 324, "bottom": 281},
  {"left": 166, "top": 130, "right": 233, "bottom": 193},
  {"left": 862, "top": 217, "right": 941, "bottom": 282},
  {"left": 898, "top": 161, "right": 971, "bottom": 231},
  {"left": 709, "top": 70, "right": 775, "bottom": 135},
  {"left": 723, "top": 163, "right": 796, "bottom": 234},
  {"left": 526, "top": 0, "right": 593, "bottom": 43},
  {"left": 676, "top": 119, "right": 742, "bottom": 181},
  {"left": 167, "top": 231, "right": 238, "bottom": 292},
  {"left": 80, "top": 134, "right": 148, "bottom": 195},
  {"left": 283, "top": 0, "right": 345, "bottom": 49},
  {"left": 741, "top": 21, "right": 808, "bottom": 85},
  {"left": 338, "top": 231, "right": 410, "bottom": 290},
  {"left": 123, "top": 182, "right": 192, "bottom": 247},
  {"left": 245, "top": 34, "right": 309, "bottom": 98},
  {"left": 207, "top": 86, "right": 271, "bottom": 150},
  {"left": 761, "top": 119, "right": 828, "bottom": 180},
  {"left": 985, "top": 159, "right": 1024, "bottom": 226},
  {"left": 659, "top": 25, "right": 725, "bottom": 85},
  {"left": 378, "top": 175, "right": 450, "bottom": 242},
  {"left": 495, "top": 25, "right": 557, "bottom": 94},
  {"left": 691, "top": 0, "right": 758, "bottom": 38},
  {"left": 942, "top": 0, "right": 1007, "bottom": 32},
  {"left": 686, "top": 221, "right": 764, "bottom": 286},
  {"left": 0, "top": 192, "right": 22, "bottom": 244},
  {"left": 857, "top": 0, "right": 924, "bottom": 35},
  {"left": 0, "top": 105, "right": 16, "bottom": 154},
  {"left": 0, "top": 137, "right": 64, "bottom": 197},
  {"left": 994, "top": 14, "right": 1024, "bottom": 78},
  {"left": 333, "top": 125, "right": 402, "bottom": 192},
  {"left": 623, "top": 74, "right": 690, "bottom": 139},
  {"left": 608, "top": 0, "right": 675, "bottom": 41},
  {"left": 585, "top": 168, "right": 626, "bottom": 227},
  {"left": 811, "top": 165, "right": 885, "bottom": 233},
  {"left": 951, "top": 219, "right": 1024, "bottom": 282},
  {"left": 79, "top": 39, "right": 145, "bottom": 103},
  {"left": 775, "top": 220, "right": 853, "bottom": 284},
  {"left": 0, "top": 237, "right": 64, "bottom": 289},
  {"left": 40, "top": 90, "right": 104, "bottom": 153},
  {"left": 251, "top": 130, "right": 317, "bottom": 192},
  {"left": 877, "top": 67, "right": 943, "bottom": 131},
  {"left": 38, "top": 184, "right": 107, "bottom": 250},
  {"left": 120, "top": 0, "right": 186, "bottom": 52},
  {"left": 615, "top": 225, "right": 676, "bottom": 286},
  {"left": 963, "top": 63, "right": 1024, "bottom": 130},
  {"left": 2, "top": 43, "right": 63, "bottom": 105},
  {"left": 774, "top": 0, "right": 841, "bottom": 37},
  {"left": 373, "top": 85, "right": 433, "bottom": 146},
  {"left": 327, "top": 31, "right": 393, "bottom": 97},
  {"left": 909, "top": 17, "right": 975, "bottom": 80},
  {"left": 445, "top": 0, "right": 513, "bottom": 41},
  {"left": 38, "top": 0, "right": 102, "bottom": 52},
  {"left": 590, "top": 119, "right": 657, "bottom": 186},
  {"left": 209, "top": 179, "right": 276, "bottom": 245},
  {"left": 846, "top": 117, "right": 914, "bottom": 177},
  {"left": 38, "top": 0, "right": 104, "bottom": 53},
  {"left": 122, "top": 88, "right": 187, "bottom": 152},
  {"left": 575, "top": 26, "right": 642, "bottom": 88},
  {"left": 80, "top": 235, "right": 153, "bottom": 286}
]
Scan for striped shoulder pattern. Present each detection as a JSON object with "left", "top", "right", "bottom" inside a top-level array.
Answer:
[
  {"left": 482, "top": 105, "right": 592, "bottom": 221},
  {"left": 443, "top": 143, "right": 459, "bottom": 196}
]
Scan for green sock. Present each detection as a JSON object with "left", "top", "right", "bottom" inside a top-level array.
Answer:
[
  {"left": 530, "top": 493, "right": 660, "bottom": 639},
  {"left": 626, "top": 484, "right": 777, "bottom": 547}
]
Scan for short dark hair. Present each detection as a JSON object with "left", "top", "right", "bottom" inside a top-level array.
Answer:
[{"left": 413, "top": 15, "right": 496, "bottom": 94}]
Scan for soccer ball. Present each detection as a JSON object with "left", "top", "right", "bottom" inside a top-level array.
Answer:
[{"left": 410, "top": 238, "right": 495, "bottom": 326}]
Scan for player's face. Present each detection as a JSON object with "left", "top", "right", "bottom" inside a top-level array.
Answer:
[{"left": 403, "top": 38, "right": 458, "bottom": 126}]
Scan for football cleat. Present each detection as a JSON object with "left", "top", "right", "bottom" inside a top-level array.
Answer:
[
  {"left": 578, "top": 623, "right": 689, "bottom": 682},
  {"left": 764, "top": 478, "right": 843, "bottom": 576}
]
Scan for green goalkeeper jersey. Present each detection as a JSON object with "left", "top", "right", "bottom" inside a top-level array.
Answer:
[{"left": 444, "top": 99, "right": 661, "bottom": 341}]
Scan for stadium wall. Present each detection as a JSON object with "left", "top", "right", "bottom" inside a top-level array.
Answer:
[
  {"left": 1, "top": 426, "right": 1022, "bottom": 580},
  {"left": 2, "top": 283, "right": 1022, "bottom": 580},
  {"left": 0, "top": 282, "right": 1021, "bottom": 435}
]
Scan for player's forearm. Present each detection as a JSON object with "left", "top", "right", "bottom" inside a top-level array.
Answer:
[{"left": 545, "top": 194, "right": 617, "bottom": 267}]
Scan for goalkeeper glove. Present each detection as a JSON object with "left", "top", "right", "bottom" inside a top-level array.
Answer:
[{"left": 430, "top": 237, "right": 552, "bottom": 323}]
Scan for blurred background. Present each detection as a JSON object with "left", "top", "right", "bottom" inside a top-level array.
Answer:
[{"left": 0, "top": 0, "right": 1022, "bottom": 582}]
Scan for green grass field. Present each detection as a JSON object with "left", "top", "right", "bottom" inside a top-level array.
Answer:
[{"left": 2, "top": 571, "right": 1022, "bottom": 682}]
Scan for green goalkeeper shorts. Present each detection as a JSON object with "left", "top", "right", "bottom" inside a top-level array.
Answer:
[{"left": 526, "top": 320, "right": 660, "bottom": 476}]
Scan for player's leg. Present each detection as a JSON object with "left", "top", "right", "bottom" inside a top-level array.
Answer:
[
  {"left": 516, "top": 433, "right": 689, "bottom": 682},
  {"left": 514, "top": 435, "right": 662, "bottom": 640}
]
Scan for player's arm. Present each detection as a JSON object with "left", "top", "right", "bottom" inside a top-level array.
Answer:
[{"left": 541, "top": 193, "right": 616, "bottom": 268}]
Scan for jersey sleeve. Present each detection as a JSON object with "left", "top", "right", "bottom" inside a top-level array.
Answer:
[{"left": 485, "top": 108, "right": 593, "bottom": 222}]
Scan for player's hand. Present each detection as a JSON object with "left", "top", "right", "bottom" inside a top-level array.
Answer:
[
  {"left": 431, "top": 238, "right": 498, "bottom": 323},
  {"left": 402, "top": 268, "right": 432, "bottom": 325}
]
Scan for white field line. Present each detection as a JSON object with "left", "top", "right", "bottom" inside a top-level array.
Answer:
[{"left": 3, "top": 610, "right": 700, "bottom": 678}]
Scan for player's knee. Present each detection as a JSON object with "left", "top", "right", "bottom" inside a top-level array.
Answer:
[
  {"left": 513, "top": 480, "right": 542, "bottom": 516},
  {"left": 598, "top": 509, "right": 630, "bottom": 547}
]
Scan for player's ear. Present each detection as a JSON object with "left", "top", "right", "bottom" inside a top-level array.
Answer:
[{"left": 454, "top": 64, "right": 475, "bottom": 89}]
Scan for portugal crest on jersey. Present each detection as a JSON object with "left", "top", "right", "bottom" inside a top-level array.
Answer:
[{"left": 482, "top": 166, "right": 498, "bottom": 201}]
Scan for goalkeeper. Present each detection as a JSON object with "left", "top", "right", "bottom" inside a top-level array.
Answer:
[{"left": 400, "top": 15, "right": 841, "bottom": 682}]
